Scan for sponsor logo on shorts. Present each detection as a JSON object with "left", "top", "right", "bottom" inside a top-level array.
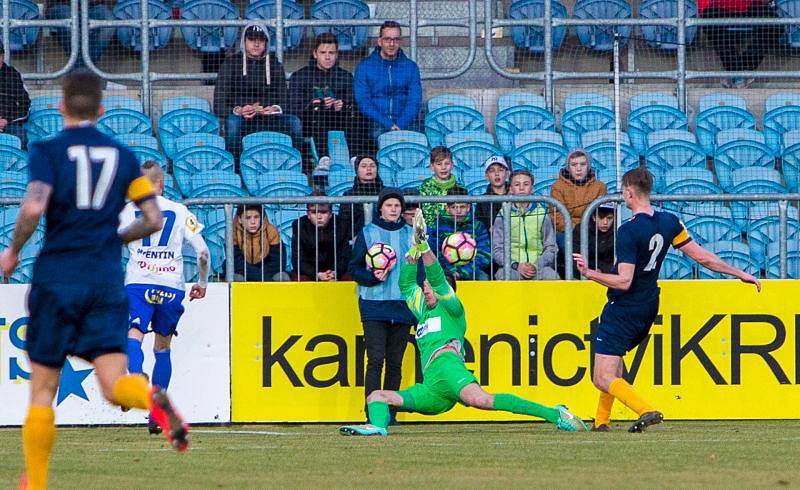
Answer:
[{"left": 145, "top": 288, "right": 178, "bottom": 305}]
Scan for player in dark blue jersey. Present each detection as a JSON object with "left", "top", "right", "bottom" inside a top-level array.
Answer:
[
  {"left": 0, "top": 70, "right": 190, "bottom": 490},
  {"left": 573, "top": 167, "right": 761, "bottom": 433}
]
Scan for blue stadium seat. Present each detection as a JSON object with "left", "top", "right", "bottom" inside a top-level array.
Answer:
[
  {"left": 394, "top": 168, "right": 429, "bottom": 190},
  {"left": 197, "top": 206, "right": 227, "bottom": 275},
  {"left": 508, "top": 0, "right": 568, "bottom": 53},
  {"left": 311, "top": 0, "right": 369, "bottom": 51},
  {"left": 427, "top": 94, "right": 478, "bottom": 112},
  {"left": 715, "top": 128, "right": 766, "bottom": 147},
  {"left": 163, "top": 173, "right": 183, "bottom": 201},
  {"left": 713, "top": 138, "right": 775, "bottom": 190},
  {"left": 727, "top": 168, "right": 786, "bottom": 227},
  {"left": 564, "top": 92, "right": 613, "bottom": 112},
  {"left": 29, "top": 96, "right": 61, "bottom": 114},
  {"left": 573, "top": 0, "right": 632, "bottom": 51},
  {"left": 560, "top": 105, "right": 615, "bottom": 150},
  {"left": 639, "top": 0, "right": 697, "bottom": 49},
  {"left": 462, "top": 168, "right": 488, "bottom": 195},
  {"left": 0, "top": 146, "right": 28, "bottom": 172},
  {"left": 240, "top": 145, "right": 303, "bottom": 192},
  {"left": 161, "top": 96, "right": 211, "bottom": 115},
  {"left": 130, "top": 146, "right": 169, "bottom": 168},
  {"left": 0, "top": 133, "right": 22, "bottom": 149},
  {"left": 660, "top": 168, "right": 721, "bottom": 207},
  {"left": 513, "top": 129, "right": 563, "bottom": 148},
  {"left": 586, "top": 141, "right": 639, "bottom": 175},
  {"left": 628, "top": 104, "right": 689, "bottom": 155},
  {"left": 172, "top": 146, "right": 235, "bottom": 194},
  {"left": 660, "top": 249, "right": 694, "bottom": 279},
  {"left": 698, "top": 240, "right": 757, "bottom": 279},
  {"left": 0, "top": 171, "right": 27, "bottom": 198},
  {"left": 245, "top": 0, "right": 305, "bottom": 52},
  {"left": 187, "top": 170, "right": 247, "bottom": 197},
  {"left": 494, "top": 105, "right": 556, "bottom": 155},
  {"left": 0, "top": 0, "right": 40, "bottom": 52},
  {"left": 497, "top": 92, "right": 547, "bottom": 113},
  {"left": 424, "top": 106, "right": 485, "bottom": 148},
  {"left": 251, "top": 171, "right": 312, "bottom": 199},
  {"left": 378, "top": 130, "right": 428, "bottom": 149},
  {"left": 180, "top": 0, "right": 240, "bottom": 53},
  {"left": 104, "top": 96, "right": 144, "bottom": 112},
  {"left": 444, "top": 130, "right": 495, "bottom": 147},
  {"left": 581, "top": 129, "right": 630, "bottom": 148},
  {"left": 684, "top": 214, "right": 740, "bottom": 245},
  {"left": 763, "top": 95, "right": 800, "bottom": 155},
  {"left": 116, "top": 133, "right": 159, "bottom": 149},
  {"left": 158, "top": 108, "right": 220, "bottom": 158},
  {"left": 327, "top": 168, "right": 356, "bottom": 196},
  {"left": 781, "top": 130, "right": 800, "bottom": 191},
  {"left": 24, "top": 109, "right": 63, "bottom": 145},
  {"left": 113, "top": 0, "right": 173, "bottom": 51},
  {"left": 630, "top": 92, "right": 679, "bottom": 112},
  {"left": 765, "top": 241, "right": 800, "bottom": 278},
  {"left": 175, "top": 132, "right": 226, "bottom": 154},
  {"left": 747, "top": 213, "right": 800, "bottom": 266},
  {"left": 776, "top": 0, "right": 800, "bottom": 48},
  {"left": 182, "top": 244, "right": 200, "bottom": 283},
  {"left": 96, "top": 109, "right": 153, "bottom": 137},
  {"left": 376, "top": 142, "right": 431, "bottom": 173},
  {"left": 697, "top": 92, "right": 748, "bottom": 113},
  {"left": 511, "top": 140, "right": 568, "bottom": 171},
  {"left": 647, "top": 128, "right": 696, "bottom": 147},
  {"left": 595, "top": 168, "right": 619, "bottom": 191},
  {"left": 242, "top": 130, "right": 293, "bottom": 151},
  {"left": 450, "top": 140, "right": 503, "bottom": 174},
  {"left": 532, "top": 167, "right": 559, "bottom": 195},
  {"left": 9, "top": 243, "right": 40, "bottom": 284},
  {"left": 326, "top": 130, "right": 350, "bottom": 170},
  {"left": 695, "top": 106, "right": 756, "bottom": 156}
]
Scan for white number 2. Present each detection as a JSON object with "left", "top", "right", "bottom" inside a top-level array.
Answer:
[
  {"left": 643, "top": 233, "right": 664, "bottom": 272},
  {"left": 68, "top": 145, "right": 119, "bottom": 210}
]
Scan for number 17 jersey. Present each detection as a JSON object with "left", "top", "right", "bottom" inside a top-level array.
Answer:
[
  {"left": 607, "top": 210, "right": 691, "bottom": 305},
  {"left": 28, "top": 125, "right": 152, "bottom": 286}
]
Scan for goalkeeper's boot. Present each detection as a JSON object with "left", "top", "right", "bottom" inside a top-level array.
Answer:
[
  {"left": 149, "top": 386, "right": 190, "bottom": 452},
  {"left": 592, "top": 424, "right": 611, "bottom": 432},
  {"left": 148, "top": 414, "right": 162, "bottom": 435},
  {"left": 628, "top": 411, "right": 663, "bottom": 433},
  {"left": 338, "top": 424, "right": 388, "bottom": 436},
  {"left": 555, "top": 405, "right": 590, "bottom": 432}
]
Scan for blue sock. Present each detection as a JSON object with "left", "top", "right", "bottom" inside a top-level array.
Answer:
[
  {"left": 127, "top": 338, "right": 144, "bottom": 374},
  {"left": 152, "top": 350, "right": 172, "bottom": 390}
]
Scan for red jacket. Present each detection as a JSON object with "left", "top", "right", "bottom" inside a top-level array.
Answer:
[{"left": 699, "top": 0, "right": 762, "bottom": 15}]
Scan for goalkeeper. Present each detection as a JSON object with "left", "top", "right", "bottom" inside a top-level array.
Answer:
[{"left": 339, "top": 209, "right": 588, "bottom": 436}]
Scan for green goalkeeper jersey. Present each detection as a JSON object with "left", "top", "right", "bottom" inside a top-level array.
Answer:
[{"left": 399, "top": 257, "right": 466, "bottom": 371}]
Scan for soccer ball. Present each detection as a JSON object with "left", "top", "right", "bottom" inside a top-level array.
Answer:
[
  {"left": 365, "top": 242, "right": 397, "bottom": 271},
  {"left": 441, "top": 232, "right": 477, "bottom": 266}
]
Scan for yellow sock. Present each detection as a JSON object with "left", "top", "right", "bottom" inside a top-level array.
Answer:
[
  {"left": 608, "top": 378, "right": 655, "bottom": 416},
  {"left": 595, "top": 391, "right": 615, "bottom": 426},
  {"left": 23, "top": 405, "right": 55, "bottom": 490},
  {"left": 112, "top": 374, "right": 151, "bottom": 410}
]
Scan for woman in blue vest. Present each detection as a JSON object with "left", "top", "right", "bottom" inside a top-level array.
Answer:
[{"left": 348, "top": 188, "right": 417, "bottom": 420}]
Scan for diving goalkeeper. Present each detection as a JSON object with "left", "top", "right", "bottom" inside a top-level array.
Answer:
[{"left": 339, "top": 209, "right": 589, "bottom": 436}]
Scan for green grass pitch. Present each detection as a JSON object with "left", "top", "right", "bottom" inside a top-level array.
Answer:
[{"left": 1, "top": 421, "right": 799, "bottom": 488}]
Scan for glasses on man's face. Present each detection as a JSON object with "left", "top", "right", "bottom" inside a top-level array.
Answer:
[{"left": 381, "top": 37, "right": 401, "bottom": 44}]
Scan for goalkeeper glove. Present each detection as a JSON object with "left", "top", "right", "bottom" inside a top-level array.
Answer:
[{"left": 412, "top": 208, "right": 429, "bottom": 252}]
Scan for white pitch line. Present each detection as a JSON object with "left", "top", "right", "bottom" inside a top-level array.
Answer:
[{"left": 192, "top": 429, "right": 290, "bottom": 436}]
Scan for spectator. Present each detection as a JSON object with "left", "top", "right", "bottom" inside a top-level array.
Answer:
[
  {"left": 0, "top": 44, "right": 30, "bottom": 148},
  {"left": 339, "top": 155, "right": 385, "bottom": 241},
  {"left": 571, "top": 203, "right": 616, "bottom": 278},
  {"left": 492, "top": 170, "right": 559, "bottom": 280},
  {"left": 550, "top": 148, "right": 607, "bottom": 251},
  {"left": 401, "top": 188, "right": 420, "bottom": 225},
  {"left": 700, "top": 0, "right": 781, "bottom": 87},
  {"left": 289, "top": 33, "right": 357, "bottom": 173},
  {"left": 348, "top": 188, "right": 418, "bottom": 421},
  {"left": 419, "top": 146, "right": 462, "bottom": 225},
  {"left": 354, "top": 20, "right": 422, "bottom": 153},
  {"left": 224, "top": 204, "right": 289, "bottom": 281},
  {"left": 475, "top": 155, "right": 510, "bottom": 231},
  {"left": 45, "top": 0, "right": 113, "bottom": 70},
  {"left": 428, "top": 186, "right": 491, "bottom": 280},
  {"left": 214, "top": 23, "right": 303, "bottom": 161},
  {"left": 289, "top": 193, "right": 352, "bottom": 281}
]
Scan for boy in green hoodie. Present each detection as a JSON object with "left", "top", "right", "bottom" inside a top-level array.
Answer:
[{"left": 419, "top": 146, "right": 462, "bottom": 224}]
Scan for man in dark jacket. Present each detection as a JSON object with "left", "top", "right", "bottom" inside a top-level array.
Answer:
[
  {"left": 289, "top": 193, "right": 352, "bottom": 281},
  {"left": 289, "top": 33, "right": 357, "bottom": 167},
  {"left": 354, "top": 21, "right": 422, "bottom": 152},
  {"left": 0, "top": 44, "right": 30, "bottom": 148},
  {"left": 214, "top": 23, "right": 302, "bottom": 160}
]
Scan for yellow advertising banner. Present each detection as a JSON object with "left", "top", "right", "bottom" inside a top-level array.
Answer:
[{"left": 231, "top": 280, "right": 799, "bottom": 422}]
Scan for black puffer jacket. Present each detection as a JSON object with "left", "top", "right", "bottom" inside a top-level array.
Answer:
[
  {"left": 339, "top": 176, "right": 385, "bottom": 241},
  {"left": 288, "top": 57, "right": 355, "bottom": 117},
  {"left": 0, "top": 62, "right": 30, "bottom": 121}
]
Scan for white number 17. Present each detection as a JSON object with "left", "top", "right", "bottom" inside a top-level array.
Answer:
[{"left": 68, "top": 145, "right": 119, "bottom": 210}]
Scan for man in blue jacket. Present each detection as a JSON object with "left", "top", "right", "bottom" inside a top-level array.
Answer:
[{"left": 354, "top": 21, "right": 422, "bottom": 151}]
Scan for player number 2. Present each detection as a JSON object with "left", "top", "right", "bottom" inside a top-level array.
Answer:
[
  {"left": 643, "top": 233, "right": 664, "bottom": 272},
  {"left": 68, "top": 145, "right": 119, "bottom": 210}
]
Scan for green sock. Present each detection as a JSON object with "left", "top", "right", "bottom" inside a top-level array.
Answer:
[
  {"left": 493, "top": 393, "right": 559, "bottom": 424},
  {"left": 367, "top": 401, "right": 391, "bottom": 429}
]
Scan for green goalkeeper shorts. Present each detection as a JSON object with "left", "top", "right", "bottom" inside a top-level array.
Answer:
[{"left": 398, "top": 351, "right": 478, "bottom": 415}]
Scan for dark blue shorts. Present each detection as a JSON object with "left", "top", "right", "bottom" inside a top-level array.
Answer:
[
  {"left": 593, "top": 299, "right": 659, "bottom": 356},
  {"left": 127, "top": 284, "right": 185, "bottom": 337},
  {"left": 26, "top": 282, "right": 129, "bottom": 368}
]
